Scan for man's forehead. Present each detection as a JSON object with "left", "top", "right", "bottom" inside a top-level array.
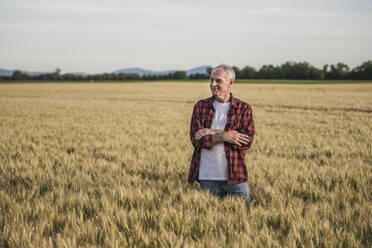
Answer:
[{"left": 211, "top": 69, "right": 228, "bottom": 78}]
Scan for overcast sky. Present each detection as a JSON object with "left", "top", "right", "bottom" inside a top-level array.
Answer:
[{"left": 1, "top": 0, "right": 371, "bottom": 73}]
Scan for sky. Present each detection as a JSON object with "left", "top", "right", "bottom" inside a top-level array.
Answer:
[{"left": 0, "top": 0, "right": 371, "bottom": 74}]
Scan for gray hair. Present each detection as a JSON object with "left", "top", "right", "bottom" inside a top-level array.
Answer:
[{"left": 212, "top": 64, "right": 235, "bottom": 82}]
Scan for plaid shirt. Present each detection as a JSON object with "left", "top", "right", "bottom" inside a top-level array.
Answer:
[{"left": 188, "top": 94, "right": 255, "bottom": 184}]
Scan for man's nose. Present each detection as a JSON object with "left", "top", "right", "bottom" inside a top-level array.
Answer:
[{"left": 211, "top": 80, "right": 217, "bottom": 87}]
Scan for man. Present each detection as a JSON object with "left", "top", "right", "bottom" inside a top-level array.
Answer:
[{"left": 188, "top": 64, "right": 255, "bottom": 208}]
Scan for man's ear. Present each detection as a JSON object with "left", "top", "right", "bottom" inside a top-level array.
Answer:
[{"left": 230, "top": 79, "right": 234, "bottom": 85}]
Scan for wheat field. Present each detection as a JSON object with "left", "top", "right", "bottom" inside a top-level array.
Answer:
[{"left": 0, "top": 82, "right": 371, "bottom": 247}]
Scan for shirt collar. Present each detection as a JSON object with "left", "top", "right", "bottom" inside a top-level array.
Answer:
[{"left": 208, "top": 93, "right": 238, "bottom": 108}]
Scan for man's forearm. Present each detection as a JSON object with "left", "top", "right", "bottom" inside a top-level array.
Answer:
[
  {"left": 211, "top": 131, "right": 225, "bottom": 145},
  {"left": 210, "top": 129, "right": 225, "bottom": 135},
  {"left": 198, "top": 129, "right": 250, "bottom": 147},
  {"left": 211, "top": 130, "right": 250, "bottom": 147}
]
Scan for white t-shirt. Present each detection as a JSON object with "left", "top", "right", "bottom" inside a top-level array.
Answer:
[{"left": 198, "top": 100, "right": 230, "bottom": 180}]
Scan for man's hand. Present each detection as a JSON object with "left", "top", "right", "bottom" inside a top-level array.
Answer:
[
  {"left": 223, "top": 130, "right": 250, "bottom": 147},
  {"left": 195, "top": 128, "right": 211, "bottom": 140}
]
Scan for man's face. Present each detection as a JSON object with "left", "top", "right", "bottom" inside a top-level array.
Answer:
[{"left": 210, "top": 69, "right": 232, "bottom": 102}]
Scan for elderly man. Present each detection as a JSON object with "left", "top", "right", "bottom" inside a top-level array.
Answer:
[{"left": 188, "top": 64, "right": 255, "bottom": 207}]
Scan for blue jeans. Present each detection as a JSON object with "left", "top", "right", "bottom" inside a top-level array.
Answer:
[{"left": 199, "top": 180, "right": 251, "bottom": 208}]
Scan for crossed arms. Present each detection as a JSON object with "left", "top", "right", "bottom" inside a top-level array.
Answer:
[
  {"left": 190, "top": 103, "right": 255, "bottom": 150},
  {"left": 195, "top": 129, "right": 250, "bottom": 147}
]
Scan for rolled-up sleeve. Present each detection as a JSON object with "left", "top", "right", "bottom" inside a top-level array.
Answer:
[
  {"left": 190, "top": 104, "right": 214, "bottom": 149},
  {"left": 231, "top": 104, "right": 255, "bottom": 150}
]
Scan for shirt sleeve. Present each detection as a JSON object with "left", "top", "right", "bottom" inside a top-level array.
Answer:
[
  {"left": 232, "top": 104, "right": 255, "bottom": 150},
  {"left": 190, "top": 103, "right": 214, "bottom": 150}
]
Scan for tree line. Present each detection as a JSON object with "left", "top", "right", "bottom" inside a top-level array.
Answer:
[
  {"left": 1, "top": 60, "right": 371, "bottom": 81},
  {"left": 231, "top": 61, "right": 372, "bottom": 80}
]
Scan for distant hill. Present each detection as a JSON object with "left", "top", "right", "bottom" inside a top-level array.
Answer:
[
  {"left": 186, "top": 65, "right": 210, "bottom": 76},
  {"left": 70, "top": 72, "right": 88, "bottom": 76},
  {"left": 112, "top": 67, "right": 173, "bottom": 76},
  {"left": 0, "top": 66, "right": 211, "bottom": 77},
  {"left": 112, "top": 65, "right": 210, "bottom": 76},
  {"left": 0, "top": 69, "right": 13, "bottom": 76},
  {"left": 0, "top": 69, "right": 87, "bottom": 77},
  {"left": 23, "top": 71, "right": 49, "bottom": 76},
  {"left": 0, "top": 69, "right": 49, "bottom": 76}
]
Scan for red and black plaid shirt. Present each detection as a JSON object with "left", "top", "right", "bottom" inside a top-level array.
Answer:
[{"left": 188, "top": 94, "right": 255, "bottom": 184}]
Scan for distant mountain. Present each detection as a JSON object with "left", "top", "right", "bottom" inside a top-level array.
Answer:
[
  {"left": 112, "top": 67, "right": 174, "bottom": 76},
  {"left": 0, "top": 69, "right": 48, "bottom": 76},
  {"left": 0, "top": 69, "right": 87, "bottom": 77},
  {"left": 0, "top": 65, "right": 211, "bottom": 77},
  {"left": 112, "top": 65, "right": 211, "bottom": 76},
  {"left": 186, "top": 65, "right": 210, "bottom": 76},
  {"left": 0, "top": 69, "right": 13, "bottom": 76},
  {"left": 23, "top": 71, "right": 49, "bottom": 76},
  {"left": 70, "top": 72, "right": 88, "bottom": 76}
]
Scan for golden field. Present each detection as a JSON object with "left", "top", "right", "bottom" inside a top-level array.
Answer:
[{"left": 0, "top": 82, "right": 371, "bottom": 247}]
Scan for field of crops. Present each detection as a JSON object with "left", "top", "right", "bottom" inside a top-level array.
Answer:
[{"left": 0, "top": 82, "right": 371, "bottom": 247}]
